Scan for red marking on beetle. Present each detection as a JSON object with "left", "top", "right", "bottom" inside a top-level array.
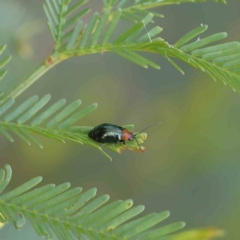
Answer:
[{"left": 121, "top": 129, "right": 133, "bottom": 141}]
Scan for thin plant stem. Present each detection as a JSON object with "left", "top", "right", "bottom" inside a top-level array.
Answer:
[{"left": 0, "top": 55, "right": 60, "bottom": 105}]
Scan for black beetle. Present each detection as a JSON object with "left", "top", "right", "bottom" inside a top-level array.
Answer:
[{"left": 88, "top": 123, "right": 160, "bottom": 152}]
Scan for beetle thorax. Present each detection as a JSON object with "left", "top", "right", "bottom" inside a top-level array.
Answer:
[{"left": 121, "top": 129, "right": 134, "bottom": 141}]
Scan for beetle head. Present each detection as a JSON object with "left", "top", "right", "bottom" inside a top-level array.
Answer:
[{"left": 122, "top": 129, "right": 134, "bottom": 141}]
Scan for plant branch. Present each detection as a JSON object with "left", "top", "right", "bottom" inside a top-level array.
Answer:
[{"left": 0, "top": 55, "right": 60, "bottom": 105}]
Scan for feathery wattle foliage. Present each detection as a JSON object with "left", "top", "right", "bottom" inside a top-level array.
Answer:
[
  {"left": 0, "top": 0, "right": 232, "bottom": 239},
  {"left": 0, "top": 165, "right": 186, "bottom": 240}
]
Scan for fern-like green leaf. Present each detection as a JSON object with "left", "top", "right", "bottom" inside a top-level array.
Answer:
[
  {"left": 62, "top": 11, "right": 162, "bottom": 70},
  {"left": 1, "top": 1, "right": 237, "bottom": 106},
  {"left": 59, "top": 8, "right": 240, "bottom": 93},
  {"left": 0, "top": 45, "right": 12, "bottom": 81},
  {"left": 0, "top": 95, "right": 147, "bottom": 161},
  {"left": 0, "top": 164, "right": 186, "bottom": 240},
  {"left": 171, "top": 26, "right": 240, "bottom": 91},
  {"left": 43, "top": 0, "right": 90, "bottom": 49}
]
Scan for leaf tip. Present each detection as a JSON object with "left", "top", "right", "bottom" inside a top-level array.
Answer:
[
  {"left": 180, "top": 221, "right": 186, "bottom": 228},
  {"left": 92, "top": 187, "right": 97, "bottom": 195},
  {"left": 200, "top": 23, "right": 208, "bottom": 30},
  {"left": 65, "top": 182, "right": 71, "bottom": 188},
  {"left": 76, "top": 99, "right": 82, "bottom": 105},
  {"left": 126, "top": 199, "right": 133, "bottom": 207},
  {"left": 163, "top": 210, "right": 171, "bottom": 218},
  {"left": 36, "top": 176, "right": 43, "bottom": 183},
  {"left": 104, "top": 194, "right": 110, "bottom": 201},
  {"left": 223, "top": 32, "right": 228, "bottom": 37},
  {"left": 4, "top": 164, "right": 11, "bottom": 170}
]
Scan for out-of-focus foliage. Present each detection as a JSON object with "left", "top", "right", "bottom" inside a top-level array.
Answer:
[
  {"left": 0, "top": 1, "right": 43, "bottom": 59},
  {"left": 0, "top": 45, "right": 11, "bottom": 82},
  {"left": 166, "top": 227, "right": 225, "bottom": 240}
]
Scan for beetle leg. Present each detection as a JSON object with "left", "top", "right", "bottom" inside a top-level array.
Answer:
[{"left": 121, "top": 140, "right": 128, "bottom": 150}]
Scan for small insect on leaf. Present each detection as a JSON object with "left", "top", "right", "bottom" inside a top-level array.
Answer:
[{"left": 88, "top": 122, "right": 160, "bottom": 153}]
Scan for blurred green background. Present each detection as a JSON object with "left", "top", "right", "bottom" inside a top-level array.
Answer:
[{"left": 1, "top": 0, "right": 240, "bottom": 239}]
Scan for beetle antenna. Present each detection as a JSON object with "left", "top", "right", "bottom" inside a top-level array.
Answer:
[
  {"left": 134, "top": 137, "right": 144, "bottom": 153},
  {"left": 134, "top": 122, "right": 161, "bottom": 136}
]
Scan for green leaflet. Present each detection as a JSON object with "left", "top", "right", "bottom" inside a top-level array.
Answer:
[
  {"left": 191, "top": 41, "right": 240, "bottom": 56},
  {"left": 46, "top": 99, "right": 82, "bottom": 128},
  {"left": 137, "top": 26, "right": 163, "bottom": 43},
  {"left": 79, "top": 12, "right": 99, "bottom": 48},
  {"left": 90, "top": 10, "right": 111, "bottom": 47},
  {"left": 65, "top": 0, "right": 88, "bottom": 17},
  {"left": 120, "top": 212, "right": 173, "bottom": 238},
  {"left": 102, "top": 8, "right": 122, "bottom": 45},
  {"left": 113, "top": 22, "right": 143, "bottom": 44},
  {"left": 57, "top": 103, "right": 98, "bottom": 129},
  {"left": 114, "top": 48, "right": 148, "bottom": 68},
  {"left": 4, "top": 95, "right": 39, "bottom": 122},
  {"left": 0, "top": 45, "right": 11, "bottom": 81},
  {"left": 69, "top": 194, "right": 110, "bottom": 222},
  {"left": 0, "top": 56, "right": 12, "bottom": 68},
  {"left": 34, "top": 187, "right": 82, "bottom": 211},
  {"left": 0, "top": 165, "right": 186, "bottom": 240},
  {"left": 66, "top": 20, "right": 83, "bottom": 49},
  {"left": 0, "top": 99, "right": 15, "bottom": 115},
  {"left": 0, "top": 127, "right": 14, "bottom": 142},
  {"left": 100, "top": 205, "right": 145, "bottom": 231},
  {"left": 115, "top": 48, "right": 160, "bottom": 69},
  {"left": 64, "top": 8, "right": 90, "bottom": 29},
  {"left": 134, "top": 222, "right": 186, "bottom": 239},
  {"left": 17, "top": 94, "right": 51, "bottom": 124},
  {"left": 0, "top": 164, "right": 12, "bottom": 193},
  {"left": 179, "top": 32, "right": 228, "bottom": 52},
  {"left": 0, "top": 70, "right": 7, "bottom": 80},
  {"left": 174, "top": 24, "right": 208, "bottom": 48},
  {"left": 0, "top": 45, "right": 6, "bottom": 54},
  {"left": 0, "top": 177, "right": 42, "bottom": 201},
  {"left": 163, "top": 227, "right": 225, "bottom": 240},
  {"left": 31, "top": 99, "right": 66, "bottom": 126}
]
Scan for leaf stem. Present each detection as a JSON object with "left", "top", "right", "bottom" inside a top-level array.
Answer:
[{"left": 0, "top": 55, "right": 60, "bottom": 105}]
